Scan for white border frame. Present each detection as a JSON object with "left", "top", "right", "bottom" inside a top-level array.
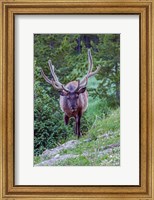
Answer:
[{"left": 15, "top": 15, "right": 139, "bottom": 185}]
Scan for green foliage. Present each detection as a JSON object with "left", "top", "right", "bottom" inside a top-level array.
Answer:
[
  {"left": 34, "top": 156, "right": 41, "bottom": 165},
  {"left": 34, "top": 67, "right": 73, "bottom": 155},
  {"left": 92, "top": 35, "right": 120, "bottom": 107},
  {"left": 34, "top": 34, "right": 120, "bottom": 156},
  {"left": 55, "top": 156, "right": 91, "bottom": 166}
]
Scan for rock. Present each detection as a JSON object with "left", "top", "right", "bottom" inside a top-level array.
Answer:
[
  {"left": 36, "top": 154, "right": 79, "bottom": 166},
  {"left": 83, "top": 138, "right": 92, "bottom": 142},
  {"left": 35, "top": 137, "right": 120, "bottom": 166},
  {"left": 103, "top": 149, "right": 113, "bottom": 154},
  {"left": 54, "top": 154, "right": 60, "bottom": 158},
  {"left": 97, "top": 131, "right": 114, "bottom": 139},
  {"left": 101, "top": 142, "right": 120, "bottom": 150},
  {"left": 82, "top": 152, "right": 89, "bottom": 156},
  {"left": 41, "top": 140, "right": 80, "bottom": 161},
  {"left": 82, "top": 143, "right": 119, "bottom": 158}
]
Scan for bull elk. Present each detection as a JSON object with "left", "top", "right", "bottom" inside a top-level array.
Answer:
[{"left": 41, "top": 49, "right": 100, "bottom": 138}]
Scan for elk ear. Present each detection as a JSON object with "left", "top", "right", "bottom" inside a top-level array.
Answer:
[
  {"left": 59, "top": 91, "right": 68, "bottom": 96},
  {"left": 77, "top": 87, "right": 86, "bottom": 94}
]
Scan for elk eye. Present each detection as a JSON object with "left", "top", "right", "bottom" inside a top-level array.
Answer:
[{"left": 76, "top": 94, "right": 79, "bottom": 98}]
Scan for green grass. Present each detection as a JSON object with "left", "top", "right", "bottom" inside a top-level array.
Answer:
[
  {"left": 56, "top": 108, "right": 120, "bottom": 166},
  {"left": 54, "top": 156, "right": 91, "bottom": 166},
  {"left": 86, "top": 77, "right": 110, "bottom": 119},
  {"left": 34, "top": 156, "right": 41, "bottom": 165},
  {"left": 87, "top": 108, "right": 120, "bottom": 138},
  {"left": 35, "top": 108, "right": 120, "bottom": 166}
]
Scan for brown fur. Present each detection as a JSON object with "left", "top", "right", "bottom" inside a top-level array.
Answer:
[{"left": 59, "top": 81, "right": 88, "bottom": 138}]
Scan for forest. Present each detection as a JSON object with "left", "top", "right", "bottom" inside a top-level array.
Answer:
[{"left": 34, "top": 34, "right": 120, "bottom": 166}]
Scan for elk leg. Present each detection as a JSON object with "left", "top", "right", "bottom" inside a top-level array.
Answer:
[
  {"left": 78, "top": 114, "right": 82, "bottom": 138},
  {"left": 74, "top": 117, "right": 78, "bottom": 135},
  {"left": 74, "top": 125, "right": 77, "bottom": 135},
  {"left": 76, "top": 114, "right": 82, "bottom": 138},
  {"left": 64, "top": 114, "right": 69, "bottom": 125}
]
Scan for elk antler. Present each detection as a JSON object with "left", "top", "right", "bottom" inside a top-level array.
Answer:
[
  {"left": 41, "top": 60, "right": 70, "bottom": 92},
  {"left": 79, "top": 49, "right": 100, "bottom": 88},
  {"left": 41, "top": 49, "right": 100, "bottom": 93}
]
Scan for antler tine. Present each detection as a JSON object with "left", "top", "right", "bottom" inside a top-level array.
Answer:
[
  {"left": 87, "top": 65, "right": 101, "bottom": 78},
  {"left": 48, "top": 60, "right": 60, "bottom": 84},
  {"left": 87, "top": 49, "right": 93, "bottom": 74},
  {"left": 79, "top": 65, "right": 100, "bottom": 88},
  {"left": 41, "top": 60, "right": 70, "bottom": 92},
  {"left": 79, "top": 49, "right": 92, "bottom": 86},
  {"left": 48, "top": 60, "right": 70, "bottom": 92},
  {"left": 41, "top": 69, "right": 53, "bottom": 85},
  {"left": 79, "top": 77, "right": 88, "bottom": 89},
  {"left": 50, "top": 79, "right": 70, "bottom": 92},
  {"left": 74, "top": 80, "right": 80, "bottom": 92},
  {"left": 80, "top": 49, "right": 100, "bottom": 87},
  {"left": 41, "top": 67, "right": 62, "bottom": 90}
]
